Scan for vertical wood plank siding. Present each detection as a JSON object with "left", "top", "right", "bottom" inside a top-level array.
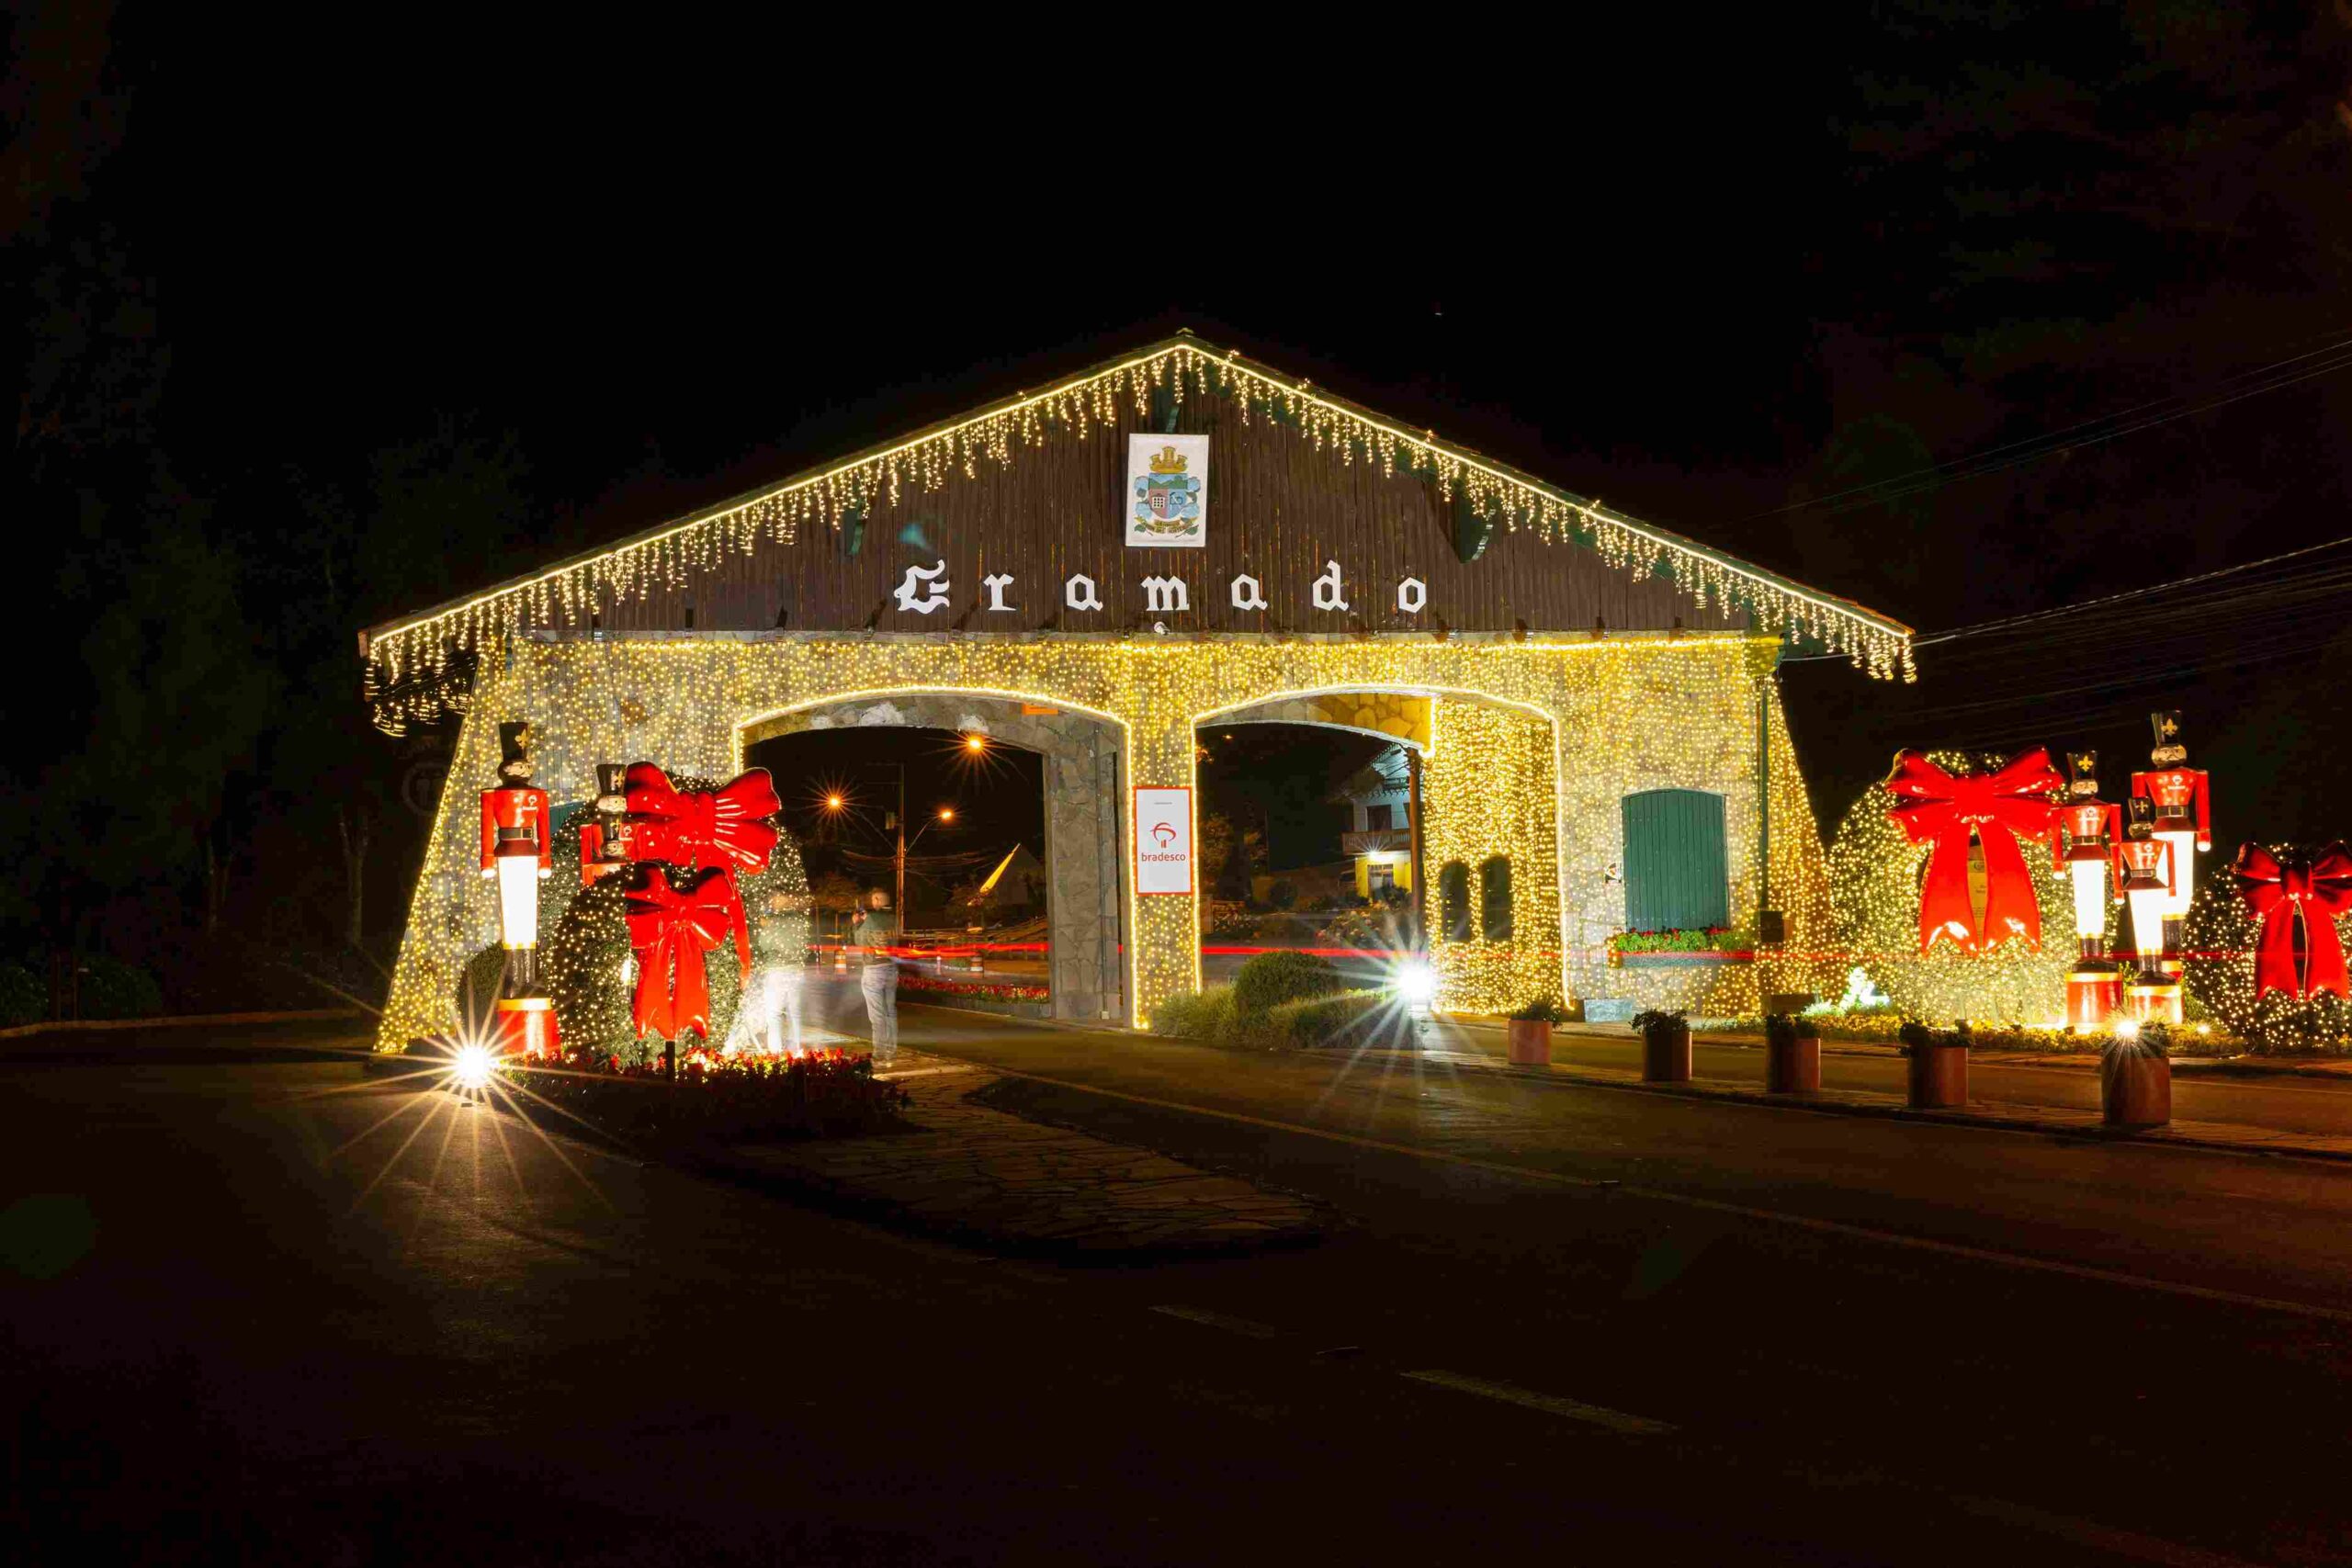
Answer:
[{"left": 553, "top": 390, "right": 1750, "bottom": 638}]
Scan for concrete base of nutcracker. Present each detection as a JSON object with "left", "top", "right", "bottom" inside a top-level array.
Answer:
[
  {"left": 495, "top": 996, "right": 560, "bottom": 1058},
  {"left": 2127, "top": 978, "right": 2184, "bottom": 1027}
]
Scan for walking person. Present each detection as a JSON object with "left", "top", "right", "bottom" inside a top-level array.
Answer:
[
  {"left": 851, "top": 897, "right": 900, "bottom": 1067},
  {"left": 756, "top": 887, "right": 810, "bottom": 1056}
]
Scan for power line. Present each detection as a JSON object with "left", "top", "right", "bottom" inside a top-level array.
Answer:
[
  {"left": 1917, "top": 533, "right": 2352, "bottom": 647},
  {"left": 1741, "top": 331, "right": 2352, "bottom": 524}
]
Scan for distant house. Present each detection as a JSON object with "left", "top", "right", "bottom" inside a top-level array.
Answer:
[{"left": 1330, "top": 746, "right": 1414, "bottom": 899}]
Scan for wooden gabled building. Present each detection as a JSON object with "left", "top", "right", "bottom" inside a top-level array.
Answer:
[{"left": 363, "top": 333, "right": 1910, "bottom": 1042}]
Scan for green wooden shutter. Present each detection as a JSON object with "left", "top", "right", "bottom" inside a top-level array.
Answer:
[{"left": 1621, "top": 789, "right": 1730, "bottom": 931}]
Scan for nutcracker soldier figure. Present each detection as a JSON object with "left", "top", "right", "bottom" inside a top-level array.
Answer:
[
  {"left": 2132, "top": 710, "right": 2211, "bottom": 1003},
  {"left": 578, "top": 763, "right": 632, "bottom": 885},
  {"left": 479, "top": 720, "right": 559, "bottom": 1055},
  {"left": 2117, "top": 797, "right": 2181, "bottom": 1024},
  {"left": 2049, "top": 750, "right": 2124, "bottom": 1032}
]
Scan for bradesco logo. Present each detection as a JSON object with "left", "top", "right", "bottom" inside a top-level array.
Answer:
[{"left": 1150, "top": 821, "right": 1177, "bottom": 849}]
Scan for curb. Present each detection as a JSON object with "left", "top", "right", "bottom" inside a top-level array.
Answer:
[
  {"left": 0, "top": 1008, "right": 365, "bottom": 1041},
  {"left": 1432, "top": 1051, "right": 2352, "bottom": 1165},
  {"left": 1445, "top": 1017, "right": 2352, "bottom": 1083}
]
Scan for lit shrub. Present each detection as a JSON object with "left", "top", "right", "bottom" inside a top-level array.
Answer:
[{"left": 1233, "top": 950, "right": 1344, "bottom": 1018}]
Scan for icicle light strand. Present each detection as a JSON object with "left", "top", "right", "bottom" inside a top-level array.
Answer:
[{"left": 363, "top": 342, "right": 1914, "bottom": 733}]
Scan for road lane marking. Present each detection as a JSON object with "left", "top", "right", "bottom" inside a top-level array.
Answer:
[
  {"left": 1402, "top": 1370, "right": 1675, "bottom": 1435},
  {"left": 1953, "top": 1494, "right": 2267, "bottom": 1568},
  {"left": 952, "top": 1060, "right": 2352, "bottom": 1327},
  {"left": 1150, "top": 1303, "right": 1282, "bottom": 1339}
]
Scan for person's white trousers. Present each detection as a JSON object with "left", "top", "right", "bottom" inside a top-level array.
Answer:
[
  {"left": 763, "top": 966, "right": 804, "bottom": 1056},
  {"left": 860, "top": 962, "right": 899, "bottom": 1062}
]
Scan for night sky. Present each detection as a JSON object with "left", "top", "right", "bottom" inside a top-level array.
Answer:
[
  {"left": 744, "top": 726, "right": 1046, "bottom": 922},
  {"left": 12, "top": 5, "right": 2352, "bottom": 954}
]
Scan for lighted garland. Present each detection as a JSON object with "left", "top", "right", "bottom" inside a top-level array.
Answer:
[
  {"left": 1826, "top": 751, "right": 2098, "bottom": 1025},
  {"left": 2182, "top": 856, "right": 2352, "bottom": 1054},
  {"left": 378, "top": 630, "right": 1834, "bottom": 1043},
  {"left": 362, "top": 337, "right": 1913, "bottom": 731}
]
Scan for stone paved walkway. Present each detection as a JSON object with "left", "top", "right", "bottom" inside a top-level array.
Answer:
[
  {"left": 1419, "top": 1049, "right": 2352, "bottom": 1161},
  {"left": 714, "top": 1051, "right": 1320, "bottom": 1258}
]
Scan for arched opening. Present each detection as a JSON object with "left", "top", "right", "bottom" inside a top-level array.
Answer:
[
  {"left": 739, "top": 692, "right": 1128, "bottom": 1025},
  {"left": 1193, "top": 715, "right": 1422, "bottom": 993}
]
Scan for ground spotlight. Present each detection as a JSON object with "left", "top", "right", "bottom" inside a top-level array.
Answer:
[
  {"left": 1395, "top": 959, "right": 1435, "bottom": 1011},
  {"left": 451, "top": 1043, "right": 498, "bottom": 1093}
]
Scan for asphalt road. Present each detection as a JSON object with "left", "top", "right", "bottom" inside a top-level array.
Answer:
[{"left": 6, "top": 1021, "right": 2350, "bottom": 1565}]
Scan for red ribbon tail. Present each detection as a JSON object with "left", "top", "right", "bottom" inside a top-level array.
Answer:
[
  {"left": 676, "top": 944, "right": 711, "bottom": 1040},
  {"left": 2304, "top": 908, "right": 2349, "bottom": 1000},
  {"left": 1977, "top": 827, "right": 2041, "bottom": 951},
  {"left": 631, "top": 937, "right": 672, "bottom": 1039},
  {"left": 2253, "top": 908, "right": 2301, "bottom": 1000},
  {"left": 1916, "top": 832, "right": 1975, "bottom": 953}
]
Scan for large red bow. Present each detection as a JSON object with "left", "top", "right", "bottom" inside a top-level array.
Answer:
[
  {"left": 1883, "top": 748, "right": 2062, "bottom": 953},
  {"left": 624, "top": 866, "right": 752, "bottom": 1041},
  {"left": 624, "top": 764, "right": 782, "bottom": 874},
  {"left": 2233, "top": 843, "right": 2352, "bottom": 1001}
]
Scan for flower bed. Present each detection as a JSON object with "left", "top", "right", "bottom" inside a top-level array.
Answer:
[
  {"left": 899, "top": 976, "right": 1049, "bottom": 1004},
  {"left": 1607, "top": 927, "right": 1756, "bottom": 966},
  {"left": 500, "top": 1050, "right": 910, "bottom": 1147}
]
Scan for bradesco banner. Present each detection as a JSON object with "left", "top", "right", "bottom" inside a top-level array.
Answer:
[{"left": 1133, "top": 787, "right": 1193, "bottom": 895}]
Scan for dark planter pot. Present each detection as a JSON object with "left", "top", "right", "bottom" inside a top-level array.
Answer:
[
  {"left": 1641, "top": 1024, "right": 1691, "bottom": 1083},
  {"left": 2101, "top": 1050, "right": 2171, "bottom": 1128},
  {"left": 1766, "top": 1035, "right": 1820, "bottom": 1094},
  {"left": 1906, "top": 1043, "right": 1969, "bottom": 1109},
  {"left": 1507, "top": 1020, "right": 1553, "bottom": 1066}
]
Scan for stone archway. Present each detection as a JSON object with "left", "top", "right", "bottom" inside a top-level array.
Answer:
[{"left": 739, "top": 692, "right": 1128, "bottom": 1025}]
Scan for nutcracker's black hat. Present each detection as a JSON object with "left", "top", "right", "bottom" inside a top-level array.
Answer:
[{"left": 497, "top": 720, "right": 534, "bottom": 782}]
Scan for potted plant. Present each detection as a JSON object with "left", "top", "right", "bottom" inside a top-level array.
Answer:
[
  {"left": 1633, "top": 1008, "right": 1690, "bottom": 1083},
  {"left": 1898, "top": 1021, "right": 1970, "bottom": 1109},
  {"left": 2101, "top": 1022, "right": 2172, "bottom": 1129},
  {"left": 1507, "top": 997, "right": 1567, "bottom": 1066},
  {"left": 1764, "top": 1012, "right": 1820, "bottom": 1094}
]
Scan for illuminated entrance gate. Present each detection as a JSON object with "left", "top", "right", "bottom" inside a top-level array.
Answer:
[{"left": 362, "top": 333, "right": 1906, "bottom": 1051}]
